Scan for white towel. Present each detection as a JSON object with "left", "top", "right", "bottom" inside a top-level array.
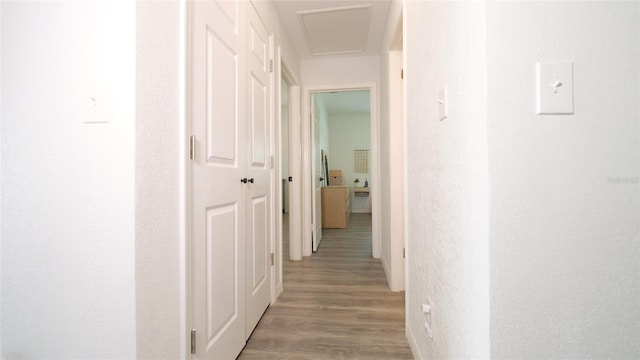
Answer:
[{"left": 354, "top": 149, "right": 369, "bottom": 173}]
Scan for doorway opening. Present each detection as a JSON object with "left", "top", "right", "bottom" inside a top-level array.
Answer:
[
  {"left": 301, "top": 84, "right": 380, "bottom": 259},
  {"left": 276, "top": 58, "right": 302, "bottom": 265}
]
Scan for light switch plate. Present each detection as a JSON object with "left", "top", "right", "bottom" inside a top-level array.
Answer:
[
  {"left": 423, "top": 298, "right": 434, "bottom": 339},
  {"left": 84, "top": 79, "right": 108, "bottom": 124},
  {"left": 536, "top": 62, "right": 573, "bottom": 115},
  {"left": 438, "top": 86, "right": 447, "bottom": 121}
]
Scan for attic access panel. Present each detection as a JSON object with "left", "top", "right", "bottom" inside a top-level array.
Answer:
[{"left": 297, "top": 4, "right": 371, "bottom": 56}]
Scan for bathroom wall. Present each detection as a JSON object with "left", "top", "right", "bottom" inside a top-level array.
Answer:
[
  {"left": 329, "top": 113, "right": 372, "bottom": 213},
  {"left": 282, "top": 77, "right": 290, "bottom": 212}
]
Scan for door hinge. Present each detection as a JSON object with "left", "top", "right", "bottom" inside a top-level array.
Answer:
[
  {"left": 190, "top": 329, "right": 196, "bottom": 354},
  {"left": 189, "top": 135, "right": 196, "bottom": 160},
  {"left": 270, "top": 253, "right": 275, "bottom": 266},
  {"left": 401, "top": 69, "right": 404, "bottom": 79},
  {"left": 270, "top": 156, "right": 274, "bottom": 169},
  {"left": 403, "top": 248, "right": 406, "bottom": 258},
  {"left": 269, "top": 59, "right": 274, "bottom": 73}
]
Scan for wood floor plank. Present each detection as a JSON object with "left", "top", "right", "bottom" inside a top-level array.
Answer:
[{"left": 238, "top": 213, "right": 412, "bottom": 359}]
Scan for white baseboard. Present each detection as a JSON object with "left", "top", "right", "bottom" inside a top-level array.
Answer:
[
  {"left": 407, "top": 323, "right": 423, "bottom": 360},
  {"left": 381, "top": 254, "right": 392, "bottom": 288},
  {"left": 350, "top": 209, "right": 372, "bottom": 214}
]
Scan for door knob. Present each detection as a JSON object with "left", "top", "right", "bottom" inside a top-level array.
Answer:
[
  {"left": 248, "top": 178, "right": 254, "bottom": 183},
  {"left": 319, "top": 177, "right": 324, "bottom": 182},
  {"left": 241, "top": 178, "right": 248, "bottom": 183}
]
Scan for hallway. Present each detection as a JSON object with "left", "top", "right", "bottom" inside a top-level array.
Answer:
[{"left": 238, "top": 214, "right": 412, "bottom": 359}]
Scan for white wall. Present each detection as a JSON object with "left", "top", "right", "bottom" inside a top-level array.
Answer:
[
  {"left": 379, "top": 0, "right": 404, "bottom": 291},
  {"left": 302, "top": 55, "right": 381, "bottom": 257},
  {"left": 135, "top": 2, "right": 182, "bottom": 358},
  {"left": 328, "top": 113, "right": 371, "bottom": 212},
  {"left": 302, "top": 55, "right": 379, "bottom": 85},
  {"left": 405, "top": 1, "right": 490, "bottom": 358},
  {"left": 1, "top": 2, "right": 137, "bottom": 358},
  {"left": 281, "top": 77, "right": 290, "bottom": 180},
  {"left": 486, "top": 2, "right": 640, "bottom": 358},
  {"left": 0, "top": 4, "right": 3, "bottom": 355},
  {"left": 406, "top": 1, "right": 640, "bottom": 359},
  {"left": 379, "top": 52, "right": 392, "bottom": 287},
  {"left": 281, "top": 77, "right": 290, "bottom": 213}
]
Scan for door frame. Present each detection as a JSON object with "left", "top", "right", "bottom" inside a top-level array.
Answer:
[
  {"left": 272, "top": 48, "right": 302, "bottom": 299},
  {"left": 310, "top": 94, "right": 323, "bottom": 252},
  {"left": 180, "top": 1, "right": 190, "bottom": 357},
  {"left": 277, "top": 59, "right": 302, "bottom": 262},
  {"left": 301, "top": 83, "right": 380, "bottom": 258}
]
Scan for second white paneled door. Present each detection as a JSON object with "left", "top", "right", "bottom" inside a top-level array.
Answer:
[
  {"left": 189, "top": 0, "right": 247, "bottom": 358},
  {"left": 245, "top": 3, "right": 272, "bottom": 338},
  {"left": 311, "top": 96, "right": 323, "bottom": 251}
]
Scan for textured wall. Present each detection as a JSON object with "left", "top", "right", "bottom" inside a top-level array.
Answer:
[
  {"left": 135, "top": 2, "right": 182, "bottom": 358},
  {"left": 1, "top": 2, "right": 136, "bottom": 357},
  {"left": 487, "top": 2, "right": 640, "bottom": 357},
  {"left": 302, "top": 55, "right": 379, "bottom": 85},
  {"left": 379, "top": 42, "right": 392, "bottom": 288},
  {"left": 378, "top": 0, "right": 404, "bottom": 291},
  {"left": 405, "top": 1, "right": 490, "bottom": 358},
  {"left": 282, "top": 78, "right": 290, "bottom": 180}
]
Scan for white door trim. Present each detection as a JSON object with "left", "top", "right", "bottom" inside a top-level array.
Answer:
[
  {"left": 288, "top": 83, "right": 303, "bottom": 261},
  {"left": 276, "top": 58, "right": 303, "bottom": 265},
  {"left": 179, "top": 0, "right": 188, "bottom": 357},
  {"left": 301, "top": 83, "right": 381, "bottom": 259},
  {"left": 271, "top": 45, "right": 301, "bottom": 301}
]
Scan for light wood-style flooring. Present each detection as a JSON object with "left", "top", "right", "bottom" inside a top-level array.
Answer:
[{"left": 238, "top": 213, "right": 412, "bottom": 359}]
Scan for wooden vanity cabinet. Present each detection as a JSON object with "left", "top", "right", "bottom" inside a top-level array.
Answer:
[{"left": 321, "top": 186, "right": 351, "bottom": 228}]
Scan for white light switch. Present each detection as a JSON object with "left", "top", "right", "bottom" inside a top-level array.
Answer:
[
  {"left": 84, "top": 79, "right": 108, "bottom": 124},
  {"left": 438, "top": 86, "right": 447, "bottom": 121},
  {"left": 422, "top": 298, "right": 433, "bottom": 339},
  {"left": 536, "top": 62, "right": 573, "bottom": 115}
]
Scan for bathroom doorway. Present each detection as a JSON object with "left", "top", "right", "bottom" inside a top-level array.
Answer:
[{"left": 307, "top": 88, "right": 376, "bottom": 255}]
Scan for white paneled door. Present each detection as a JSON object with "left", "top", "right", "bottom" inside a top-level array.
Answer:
[
  {"left": 189, "top": 0, "right": 247, "bottom": 357},
  {"left": 245, "top": 4, "right": 272, "bottom": 338},
  {"left": 311, "top": 96, "right": 323, "bottom": 252}
]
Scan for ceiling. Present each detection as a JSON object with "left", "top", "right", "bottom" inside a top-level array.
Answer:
[
  {"left": 274, "top": 0, "right": 392, "bottom": 60},
  {"left": 315, "top": 90, "right": 370, "bottom": 115}
]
